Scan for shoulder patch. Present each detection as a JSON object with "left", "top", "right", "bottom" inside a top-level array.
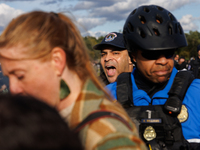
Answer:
[{"left": 177, "top": 105, "right": 188, "bottom": 123}]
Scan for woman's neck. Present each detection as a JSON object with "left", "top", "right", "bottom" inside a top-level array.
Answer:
[{"left": 57, "top": 68, "right": 83, "bottom": 111}]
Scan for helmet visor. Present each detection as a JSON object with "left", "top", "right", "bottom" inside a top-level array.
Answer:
[{"left": 141, "top": 49, "right": 175, "bottom": 60}]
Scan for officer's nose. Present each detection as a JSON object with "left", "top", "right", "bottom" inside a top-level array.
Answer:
[
  {"left": 105, "top": 53, "right": 113, "bottom": 62},
  {"left": 155, "top": 55, "right": 169, "bottom": 65}
]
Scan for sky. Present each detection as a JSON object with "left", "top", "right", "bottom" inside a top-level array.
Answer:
[{"left": 0, "top": 0, "right": 200, "bottom": 38}]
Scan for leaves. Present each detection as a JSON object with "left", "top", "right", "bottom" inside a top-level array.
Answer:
[
  {"left": 83, "top": 36, "right": 104, "bottom": 61},
  {"left": 180, "top": 31, "right": 200, "bottom": 60}
]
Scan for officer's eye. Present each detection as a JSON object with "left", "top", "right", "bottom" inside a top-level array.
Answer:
[
  {"left": 101, "top": 53, "right": 106, "bottom": 57},
  {"left": 113, "top": 52, "right": 120, "bottom": 55}
]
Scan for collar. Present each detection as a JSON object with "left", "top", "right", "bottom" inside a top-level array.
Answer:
[
  {"left": 131, "top": 67, "right": 178, "bottom": 105},
  {"left": 63, "top": 79, "right": 105, "bottom": 128}
]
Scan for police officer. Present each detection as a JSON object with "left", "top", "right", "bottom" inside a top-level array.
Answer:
[
  {"left": 106, "top": 5, "right": 200, "bottom": 150},
  {"left": 93, "top": 32, "right": 133, "bottom": 84},
  {"left": 188, "top": 44, "right": 200, "bottom": 78}
]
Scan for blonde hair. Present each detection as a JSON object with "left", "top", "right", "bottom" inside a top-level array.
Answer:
[{"left": 0, "top": 11, "right": 112, "bottom": 100}]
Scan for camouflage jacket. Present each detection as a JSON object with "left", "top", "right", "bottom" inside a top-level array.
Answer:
[{"left": 60, "top": 79, "right": 147, "bottom": 150}]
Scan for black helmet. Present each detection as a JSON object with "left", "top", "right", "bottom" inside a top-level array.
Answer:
[{"left": 123, "top": 5, "right": 187, "bottom": 52}]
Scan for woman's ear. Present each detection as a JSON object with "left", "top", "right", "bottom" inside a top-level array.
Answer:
[{"left": 51, "top": 47, "right": 66, "bottom": 76}]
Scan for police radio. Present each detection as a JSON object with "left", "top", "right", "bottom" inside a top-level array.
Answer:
[
  {"left": 164, "top": 71, "right": 194, "bottom": 116},
  {"left": 164, "top": 95, "right": 182, "bottom": 116}
]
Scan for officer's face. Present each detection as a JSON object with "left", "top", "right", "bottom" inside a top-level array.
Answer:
[
  {"left": 133, "top": 50, "right": 174, "bottom": 83},
  {"left": 101, "top": 47, "right": 132, "bottom": 83}
]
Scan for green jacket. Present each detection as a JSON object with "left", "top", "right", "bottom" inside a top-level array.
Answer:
[{"left": 60, "top": 79, "right": 147, "bottom": 150}]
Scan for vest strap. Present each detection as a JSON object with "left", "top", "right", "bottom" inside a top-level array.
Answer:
[
  {"left": 116, "top": 72, "right": 133, "bottom": 107},
  {"left": 73, "top": 110, "right": 132, "bottom": 133}
]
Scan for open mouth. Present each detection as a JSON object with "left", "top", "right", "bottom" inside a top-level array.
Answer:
[{"left": 105, "top": 65, "right": 116, "bottom": 77}]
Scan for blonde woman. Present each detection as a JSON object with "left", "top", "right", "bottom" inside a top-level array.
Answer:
[{"left": 0, "top": 11, "right": 146, "bottom": 150}]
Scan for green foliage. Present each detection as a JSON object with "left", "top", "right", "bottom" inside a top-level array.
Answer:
[
  {"left": 179, "top": 31, "right": 200, "bottom": 60},
  {"left": 83, "top": 36, "right": 103, "bottom": 61}
]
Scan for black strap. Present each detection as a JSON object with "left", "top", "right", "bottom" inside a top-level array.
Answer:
[
  {"left": 148, "top": 139, "right": 164, "bottom": 150},
  {"left": 73, "top": 111, "right": 132, "bottom": 133},
  {"left": 164, "top": 71, "right": 194, "bottom": 115},
  {"left": 116, "top": 72, "right": 133, "bottom": 107},
  {"left": 168, "top": 71, "right": 194, "bottom": 100}
]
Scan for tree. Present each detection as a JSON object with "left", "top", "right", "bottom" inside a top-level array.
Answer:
[
  {"left": 179, "top": 31, "right": 200, "bottom": 60},
  {"left": 83, "top": 36, "right": 104, "bottom": 61}
]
